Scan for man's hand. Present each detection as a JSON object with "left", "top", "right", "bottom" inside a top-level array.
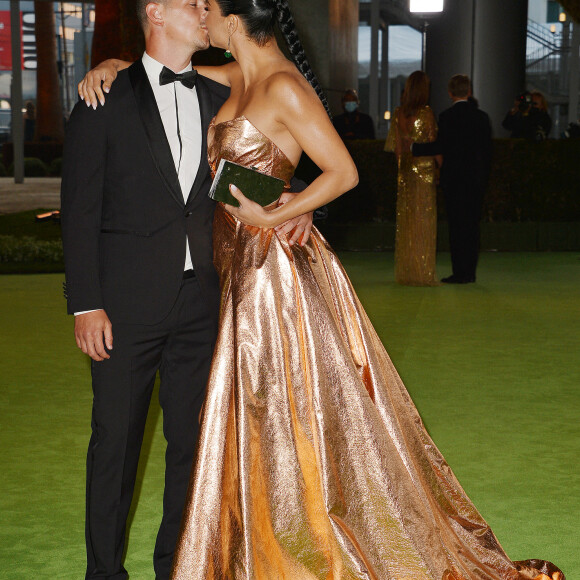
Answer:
[
  {"left": 74, "top": 310, "right": 113, "bottom": 362},
  {"left": 274, "top": 192, "right": 313, "bottom": 246}
]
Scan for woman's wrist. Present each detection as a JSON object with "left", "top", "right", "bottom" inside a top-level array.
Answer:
[
  {"left": 109, "top": 59, "right": 124, "bottom": 71},
  {"left": 265, "top": 207, "right": 282, "bottom": 229}
]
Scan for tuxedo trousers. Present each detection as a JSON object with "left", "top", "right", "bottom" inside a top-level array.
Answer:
[
  {"left": 85, "top": 276, "right": 218, "bottom": 580},
  {"left": 444, "top": 179, "right": 484, "bottom": 281}
]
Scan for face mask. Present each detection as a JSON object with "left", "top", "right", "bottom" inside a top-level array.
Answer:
[{"left": 344, "top": 102, "right": 358, "bottom": 113}]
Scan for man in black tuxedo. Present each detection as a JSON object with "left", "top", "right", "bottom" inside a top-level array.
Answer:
[
  {"left": 61, "top": 1, "right": 308, "bottom": 579},
  {"left": 413, "top": 74, "right": 492, "bottom": 283}
]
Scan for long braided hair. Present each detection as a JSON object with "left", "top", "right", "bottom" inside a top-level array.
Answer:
[{"left": 214, "top": 0, "right": 331, "bottom": 117}]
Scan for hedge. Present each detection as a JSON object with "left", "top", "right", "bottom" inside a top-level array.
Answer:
[
  {"left": 0, "top": 235, "right": 63, "bottom": 263},
  {"left": 2, "top": 142, "right": 63, "bottom": 168},
  {"left": 295, "top": 138, "right": 580, "bottom": 223},
  {"left": 8, "top": 157, "right": 49, "bottom": 177}
]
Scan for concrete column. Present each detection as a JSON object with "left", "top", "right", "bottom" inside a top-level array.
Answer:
[
  {"left": 425, "top": 0, "right": 475, "bottom": 116},
  {"left": 425, "top": 0, "right": 528, "bottom": 135},
  {"left": 568, "top": 22, "right": 580, "bottom": 124},
  {"left": 378, "top": 24, "right": 390, "bottom": 138},
  {"left": 10, "top": 0, "right": 24, "bottom": 184},
  {"left": 472, "top": 0, "right": 528, "bottom": 135},
  {"left": 288, "top": 0, "right": 359, "bottom": 114},
  {"left": 369, "top": 0, "right": 380, "bottom": 128}
]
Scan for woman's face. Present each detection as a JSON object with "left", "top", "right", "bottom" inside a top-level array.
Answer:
[{"left": 205, "top": 0, "right": 228, "bottom": 49}]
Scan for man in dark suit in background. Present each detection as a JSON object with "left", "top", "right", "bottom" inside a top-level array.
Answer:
[
  {"left": 413, "top": 74, "right": 492, "bottom": 283},
  {"left": 61, "top": 1, "right": 309, "bottom": 578}
]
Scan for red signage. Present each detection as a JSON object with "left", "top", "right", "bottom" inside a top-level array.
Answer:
[{"left": 0, "top": 11, "right": 36, "bottom": 71}]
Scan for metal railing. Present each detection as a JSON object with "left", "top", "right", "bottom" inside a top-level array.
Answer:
[{"left": 526, "top": 19, "right": 568, "bottom": 101}]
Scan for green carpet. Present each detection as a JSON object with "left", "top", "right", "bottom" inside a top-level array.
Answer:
[{"left": 1, "top": 252, "right": 578, "bottom": 579}]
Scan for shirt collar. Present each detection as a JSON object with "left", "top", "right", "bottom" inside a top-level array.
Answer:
[{"left": 142, "top": 51, "right": 193, "bottom": 88}]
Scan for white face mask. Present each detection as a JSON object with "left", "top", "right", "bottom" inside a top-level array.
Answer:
[{"left": 344, "top": 102, "right": 358, "bottom": 113}]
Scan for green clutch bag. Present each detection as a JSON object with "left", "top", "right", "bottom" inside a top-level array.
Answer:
[{"left": 208, "top": 159, "right": 285, "bottom": 207}]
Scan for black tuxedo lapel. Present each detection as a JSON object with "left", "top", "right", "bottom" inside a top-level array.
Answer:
[
  {"left": 185, "top": 75, "right": 213, "bottom": 204},
  {"left": 128, "top": 60, "right": 184, "bottom": 207}
]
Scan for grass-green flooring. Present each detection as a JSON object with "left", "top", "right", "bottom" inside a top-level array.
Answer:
[{"left": 1, "top": 252, "right": 578, "bottom": 579}]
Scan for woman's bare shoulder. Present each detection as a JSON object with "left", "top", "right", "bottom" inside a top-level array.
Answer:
[{"left": 263, "top": 67, "right": 321, "bottom": 116}]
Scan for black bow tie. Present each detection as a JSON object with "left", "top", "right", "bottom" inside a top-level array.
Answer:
[{"left": 159, "top": 66, "right": 197, "bottom": 89}]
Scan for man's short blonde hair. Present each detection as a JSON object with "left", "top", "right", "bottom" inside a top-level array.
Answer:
[{"left": 137, "top": 0, "right": 165, "bottom": 30}]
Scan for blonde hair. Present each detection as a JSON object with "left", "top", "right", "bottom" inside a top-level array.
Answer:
[{"left": 531, "top": 90, "right": 548, "bottom": 112}]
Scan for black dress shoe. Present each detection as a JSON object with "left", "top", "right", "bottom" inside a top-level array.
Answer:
[{"left": 441, "top": 275, "right": 469, "bottom": 284}]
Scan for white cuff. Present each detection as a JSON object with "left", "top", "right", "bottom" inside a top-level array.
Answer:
[{"left": 74, "top": 309, "right": 103, "bottom": 316}]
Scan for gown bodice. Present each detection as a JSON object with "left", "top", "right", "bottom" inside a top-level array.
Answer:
[{"left": 208, "top": 116, "right": 296, "bottom": 186}]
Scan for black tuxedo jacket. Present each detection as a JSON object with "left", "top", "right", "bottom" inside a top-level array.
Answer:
[
  {"left": 61, "top": 60, "right": 230, "bottom": 324},
  {"left": 413, "top": 100, "right": 492, "bottom": 193}
]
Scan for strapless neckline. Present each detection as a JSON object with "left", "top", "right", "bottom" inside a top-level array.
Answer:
[{"left": 209, "top": 115, "right": 296, "bottom": 171}]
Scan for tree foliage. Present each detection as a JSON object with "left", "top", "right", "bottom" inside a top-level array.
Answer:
[{"left": 91, "top": 0, "right": 144, "bottom": 67}]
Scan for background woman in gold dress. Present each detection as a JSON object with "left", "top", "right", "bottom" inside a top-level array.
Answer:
[
  {"left": 81, "top": 2, "right": 564, "bottom": 578},
  {"left": 385, "top": 71, "right": 440, "bottom": 286}
]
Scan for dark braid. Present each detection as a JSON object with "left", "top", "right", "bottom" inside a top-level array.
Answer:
[
  {"left": 215, "top": 0, "right": 331, "bottom": 117},
  {"left": 273, "top": 0, "right": 331, "bottom": 117}
]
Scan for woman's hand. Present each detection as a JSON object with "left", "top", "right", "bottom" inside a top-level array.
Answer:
[
  {"left": 223, "top": 185, "right": 277, "bottom": 229},
  {"left": 274, "top": 192, "right": 313, "bottom": 246},
  {"left": 78, "top": 59, "right": 126, "bottom": 108}
]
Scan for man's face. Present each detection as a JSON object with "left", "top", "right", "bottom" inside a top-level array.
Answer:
[{"left": 161, "top": 0, "right": 209, "bottom": 53}]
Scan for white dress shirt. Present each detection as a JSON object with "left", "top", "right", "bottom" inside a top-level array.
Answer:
[
  {"left": 142, "top": 51, "right": 202, "bottom": 272},
  {"left": 75, "top": 53, "right": 203, "bottom": 316}
]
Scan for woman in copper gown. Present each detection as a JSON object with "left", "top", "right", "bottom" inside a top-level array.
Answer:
[
  {"left": 80, "top": 1, "right": 564, "bottom": 578},
  {"left": 385, "top": 71, "right": 440, "bottom": 286}
]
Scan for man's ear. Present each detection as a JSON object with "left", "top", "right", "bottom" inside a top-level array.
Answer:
[{"left": 146, "top": 2, "right": 164, "bottom": 27}]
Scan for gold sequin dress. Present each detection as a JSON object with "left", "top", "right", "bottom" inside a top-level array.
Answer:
[
  {"left": 171, "top": 116, "right": 563, "bottom": 580},
  {"left": 385, "top": 106, "right": 439, "bottom": 286}
]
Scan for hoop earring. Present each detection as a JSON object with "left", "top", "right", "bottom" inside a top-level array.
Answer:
[{"left": 224, "top": 35, "right": 232, "bottom": 58}]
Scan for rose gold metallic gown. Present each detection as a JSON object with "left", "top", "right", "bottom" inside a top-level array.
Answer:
[
  {"left": 385, "top": 106, "right": 439, "bottom": 286},
  {"left": 171, "top": 116, "right": 563, "bottom": 580}
]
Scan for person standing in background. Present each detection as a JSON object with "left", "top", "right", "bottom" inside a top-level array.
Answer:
[
  {"left": 502, "top": 89, "right": 551, "bottom": 141},
  {"left": 333, "top": 89, "right": 375, "bottom": 140},
  {"left": 385, "top": 70, "right": 440, "bottom": 286},
  {"left": 23, "top": 102, "right": 36, "bottom": 142},
  {"left": 413, "top": 74, "right": 492, "bottom": 284}
]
